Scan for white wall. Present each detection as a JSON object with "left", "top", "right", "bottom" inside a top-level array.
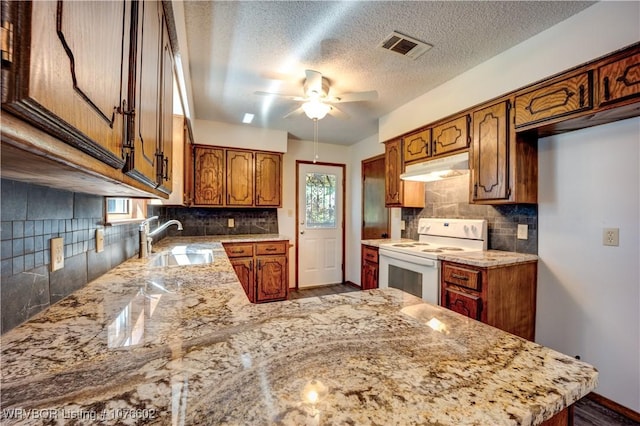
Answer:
[
  {"left": 538, "top": 117, "right": 640, "bottom": 411},
  {"left": 278, "top": 139, "right": 351, "bottom": 288},
  {"left": 345, "top": 134, "right": 385, "bottom": 285},
  {"left": 193, "top": 119, "right": 288, "bottom": 153}
]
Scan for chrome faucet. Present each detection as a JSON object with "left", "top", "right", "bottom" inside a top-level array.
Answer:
[{"left": 139, "top": 217, "right": 183, "bottom": 258}]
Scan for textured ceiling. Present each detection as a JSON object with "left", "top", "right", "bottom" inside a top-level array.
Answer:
[{"left": 182, "top": 1, "right": 595, "bottom": 145}]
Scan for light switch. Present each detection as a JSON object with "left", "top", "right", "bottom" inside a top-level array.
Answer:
[
  {"left": 517, "top": 224, "right": 528, "bottom": 240},
  {"left": 50, "top": 237, "right": 64, "bottom": 271}
]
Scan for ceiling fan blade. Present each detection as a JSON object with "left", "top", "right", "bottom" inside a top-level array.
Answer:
[
  {"left": 283, "top": 105, "right": 305, "bottom": 118},
  {"left": 254, "top": 91, "right": 305, "bottom": 102},
  {"left": 305, "top": 70, "right": 324, "bottom": 97},
  {"left": 327, "top": 105, "right": 350, "bottom": 119},
  {"left": 328, "top": 90, "right": 378, "bottom": 103}
]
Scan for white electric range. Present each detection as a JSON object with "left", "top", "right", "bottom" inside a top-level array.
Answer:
[{"left": 378, "top": 218, "right": 487, "bottom": 304}]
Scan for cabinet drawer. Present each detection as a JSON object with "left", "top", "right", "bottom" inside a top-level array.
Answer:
[
  {"left": 224, "top": 244, "right": 254, "bottom": 257},
  {"left": 403, "top": 128, "right": 431, "bottom": 163},
  {"left": 362, "top": 245, "right": 379, "bottom": 264},
  {"left": 598, "top": 52, "right": 640, "bottom": 107},
  {"left": 515, "top": 71, "right": 593, "bottom": 128},
  {"left": 442, "top": 264, "right": 480, "bottom": 291},
  {"left": 255, "top": 242, "right": 287, "bottom": 256},
  {"left": 444, "top": 287, "right": 482, "bottom": 321}
]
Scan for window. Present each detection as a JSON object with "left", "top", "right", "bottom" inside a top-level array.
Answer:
[
  {"left": 105, "top": 198, "right": 148, "bottom": 224},
  {"left": 305, "top": 172, "right": 337, "bottom": 229}
]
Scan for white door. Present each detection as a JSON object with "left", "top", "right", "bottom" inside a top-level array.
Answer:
[{"left": 297, "top": 163, "right": 344, "bottom": 288}]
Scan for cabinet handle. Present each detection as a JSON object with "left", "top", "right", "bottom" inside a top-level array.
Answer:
[
  {"left": 603, "top": 76, "right": 610, "bottom": 101},
  {"left": 258, "top": 259, "right": 261, "bottom": 270},
  {"left": 265, "top": 247, "right": 277, "bottom": 252},
  {"left": 451, "top": 273, "right": 469, "bottom": 281},
  {"left": 249, "top": 260, "right": 253, "bottom": 271},
  {"left": 163, "top": 157, "right": 169, "bottom": 180},
  {"left": 579, "top": 85, "right": 585, "bottom": 107},
  {"left": 474, "top": 183, "right": 478, "bottom": 198},
  {"left": 231, "top": 249, "right": 244, "bottom": 254}
]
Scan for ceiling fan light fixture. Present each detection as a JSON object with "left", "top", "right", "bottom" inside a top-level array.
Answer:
[{"left": 302, "top": 100, "right": 331, "bottom": 120}]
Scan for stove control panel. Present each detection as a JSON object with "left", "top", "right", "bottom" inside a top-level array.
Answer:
[{"left": 417, "top": 218, "right": 487, "bottom": 240}]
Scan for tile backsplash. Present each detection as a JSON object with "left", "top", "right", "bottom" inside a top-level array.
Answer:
[
  {"left": 401, "top": 173, "right": 538, "bottom": 254},
  {"left": 1, "top": 179, "right": 139, "bottom": 333},
  {"left": 147, "top": 206, "right": 279, "bottom": 240}
]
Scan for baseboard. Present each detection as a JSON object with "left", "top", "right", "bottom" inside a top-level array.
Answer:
[{"left": 586, "top": 392, "right": 640, "bottom": 423}]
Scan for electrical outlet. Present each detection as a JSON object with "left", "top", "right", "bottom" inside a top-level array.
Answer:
[
  {"left": 400, "top": 220, "right": 406, "bottom": 231},
  {"left": 50, "top": 237, "right": 64, "bottom": 271},
  {"left": 96, "top": 229, "right": 104, "bottom": 253},
  {"left": 603, "top": 228, "right": 619, "bottom": 246},
  {"left": 517, "top": 224, "right": 528, "bottom": 240},
  {"left": 228, "top": 218, "right": 235, "bottom": 228}
]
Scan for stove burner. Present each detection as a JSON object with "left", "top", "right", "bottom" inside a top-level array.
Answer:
[
  {"left": 422, "top": 249, "right": 443, "bottom": 253},
  {"left": 412, "top": 243, "right": 430, "bottom": 246},
  {"left": 439, "top": 247, "right": 464, "bottom": 251},
  {"left": 392, "top": 244, "right": 415, "bottom": 248}
]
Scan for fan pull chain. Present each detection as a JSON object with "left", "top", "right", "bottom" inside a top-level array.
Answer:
[{"left": 313, "top": 118, "right": 319, "bottom": 163}]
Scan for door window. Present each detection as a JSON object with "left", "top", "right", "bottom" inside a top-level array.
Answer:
[{"left": 305, "top": 173, "right": 337, "bottom": 229}]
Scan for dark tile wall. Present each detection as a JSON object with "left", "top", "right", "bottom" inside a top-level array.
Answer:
[
  {"left": 1, "top": 179, "right": 139, "bottom": 333},
  {"left": 147, "top": 206, "right": 279, "bottom": 240},
  {"left": 401, "top": 173, "right": 538, "bottom": 254}
]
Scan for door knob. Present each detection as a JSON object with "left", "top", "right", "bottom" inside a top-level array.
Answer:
[{"left": 300, "top": 231, "right": 305, "bottom": 234}]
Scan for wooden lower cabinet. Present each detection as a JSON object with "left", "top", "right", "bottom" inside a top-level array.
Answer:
[
  {"left": 224, "top": 241, "right": 288, "bottom": 303},
  {"left": 441, "top": 260, "right": 537, "bottom": 341},
  {"left": 361, "top": 245, "right": 379, "bottom": 290}
]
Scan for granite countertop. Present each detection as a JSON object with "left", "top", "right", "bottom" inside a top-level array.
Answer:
[
  {"left": 173, "top": 234, "right": 290, "bottom": 244},
  {"left": 439, "top": 250, "right": 539, "bottom": 268},
  {"left": 0, "top": 238, "right": 596, "bottom": 425}
]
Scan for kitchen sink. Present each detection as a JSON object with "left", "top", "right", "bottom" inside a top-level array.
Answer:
[{"left": 150, "top": 249, "right": 214, "bottom": 267}]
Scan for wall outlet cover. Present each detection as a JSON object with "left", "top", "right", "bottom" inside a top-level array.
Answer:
[
  {"left": 96, "top": 229, "right": 104, "bottom": 253},
  {"left": 228, "top": 218, "right": 235, "bottom": 228},
  {"left": 603, "top": 228, "right": 619, "bottom": 246},
  {"left": 50, "top": 237, "right": 64, "bottom": 271},
  {"left": 517, "top": 224, "right": 528, "bottom": 240}
]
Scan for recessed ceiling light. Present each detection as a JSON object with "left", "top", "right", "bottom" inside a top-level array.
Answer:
[{"left": 242, "top": 113, "right": 255, "bottom": 124}]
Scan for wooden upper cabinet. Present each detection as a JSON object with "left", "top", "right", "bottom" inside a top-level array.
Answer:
[
  {"left": 403, "top": 129, "right": 431, "bottom": 163},
  {"left": 155, "top": 10, "right": 174, "bottom": 194},
  {"left": 255, "top": 152, "right": 282, "bottom": 207},
  {"left": 384, "top": 138, "right": 402, "bottom": 205},
  {"left": 1, "top": 1, "right": 128, "bottom": 168},
  {"left": 471, "top": 101, "right": 510, "bottom": 201},
  {"left": 515, "top": 71, "right": 593, "bottom": 129},
  {"left": 384, "top": 138, "right": 425, "bottom": 208},
  {"left": 598, "top": 51, "right": 640, "bottom": 107},
  {"left": 226, "top": 150, "right": 254, "bottom": 206},
  {"left": 194, "top": 146, "right": 225, "bottom": 205},
  {"left": 432, "top": 115, "right": 470, "bottom": 156},
  {"left": 127, "top": 0, "right": 162, "bottom": 189}
]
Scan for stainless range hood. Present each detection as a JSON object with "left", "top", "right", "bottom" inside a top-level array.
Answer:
[{"left": 400, "top": 151, "right": 469, "bottom": 182}]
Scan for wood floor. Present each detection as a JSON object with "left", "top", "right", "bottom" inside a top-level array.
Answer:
[{"left": 289, "top": 283, "right": 640, "bottom": 426}]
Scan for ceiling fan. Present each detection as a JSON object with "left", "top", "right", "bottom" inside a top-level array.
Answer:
[{"left": 255, "top": 69, "right": 378, "bottom": 120}]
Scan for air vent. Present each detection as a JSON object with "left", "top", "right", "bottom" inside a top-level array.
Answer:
[{"left": 379, "top": 31, "right": 432, "bottom": 60}]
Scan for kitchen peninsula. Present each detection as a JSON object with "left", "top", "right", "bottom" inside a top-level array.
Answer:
[{"left": 0, "top": 237, "right": 597, "bottom": 425}]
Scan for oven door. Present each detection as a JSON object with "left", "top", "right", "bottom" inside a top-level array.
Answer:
[{"left": 378, "top": 249, "right": 440, "bottom": 305}]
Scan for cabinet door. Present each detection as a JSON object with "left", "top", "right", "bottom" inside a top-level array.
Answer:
[
  {"left": 256, "top": 256, "right": 288, "bottom": 302},
  {"left": 155, "top": 14, "right": 174, "bottom": 194},
  {"left": 2, "top": 1, "right": 128, "bottom": 168},
  {"left": 472, "top": 101, "right": 510, "bottom": 201},
  {"left": 226, "top": 150, "right": 254, "bottom": 206},
  {"left": 515, "top": 71, "right": 593, "bottom": 128},
  {"left": 230, "top": 258, "right": 254, "bottom": 302},
  {"left": 598, "top": 51, "right": 640, "bottom": 107},
  {"left": 443, "top": 287, "right": 482, "bottom": 321},
  {"left": 361, "top": 261, "right": 379, "bottom": 290},
  {"left": 403, "top": 129, "right": 431, "bottom": 163},
  {"left": 432, "top": 115, "right": 470, "bottom": 156},
  {"left": 194, "top": 146, "right": 225, "bottom": 205},
  {"left": 255, "top": 152, "right": 282, "bottom": 207},
  {"left": 384, "top": 139, "right": 402, "bottom": 206},
  {"left": 126, "top": 0, "right": 163, "bottom": 188}
]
